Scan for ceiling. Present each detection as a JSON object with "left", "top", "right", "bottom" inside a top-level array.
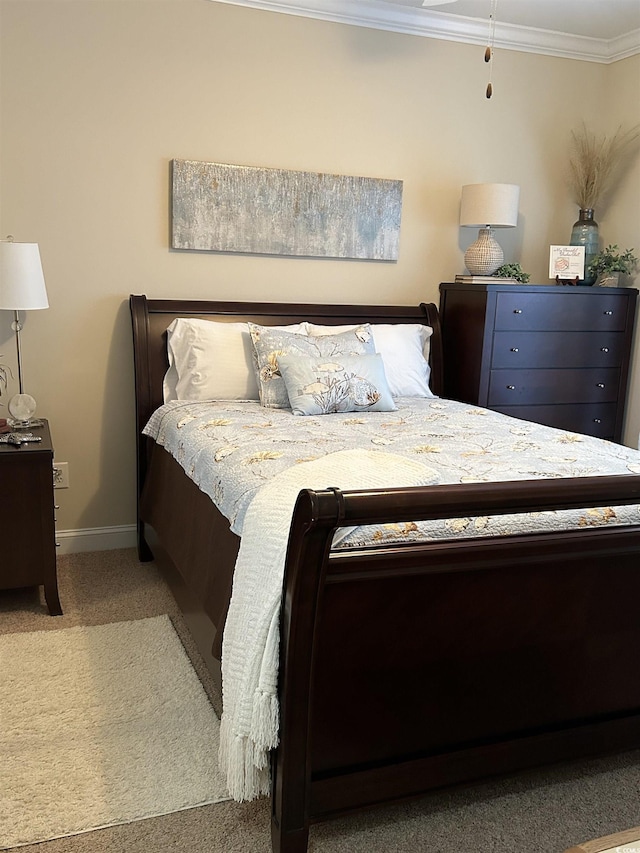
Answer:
[{"left": 211, "top": 0, "right": 640, "bottom": 62}]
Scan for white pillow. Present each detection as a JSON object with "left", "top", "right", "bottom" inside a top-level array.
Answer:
[
  {"left": 163, "top": 319, "right": 307, "bottom": 402},
  {"left": 306, "top": 322, "right": 434, "bottom": 398}
]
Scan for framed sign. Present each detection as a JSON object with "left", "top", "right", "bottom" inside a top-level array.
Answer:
[{"left": 549, "top": 245, "right": 585, "bottom": 279}]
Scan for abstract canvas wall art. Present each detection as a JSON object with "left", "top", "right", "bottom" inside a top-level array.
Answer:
[{"left": 171, "top": 159, "right": 402, "bottom": 261}]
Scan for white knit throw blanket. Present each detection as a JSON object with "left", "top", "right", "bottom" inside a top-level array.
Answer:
[{"left": 218, "top": 448, "right": 440, "bottom": 801}]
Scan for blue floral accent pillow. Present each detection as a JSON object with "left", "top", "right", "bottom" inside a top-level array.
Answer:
[
  {"left": 277, "top": 352, "right": 397, "bottom": 415},
  {"left": 248, "top": 323, "right": 375, "bottom": 408}
]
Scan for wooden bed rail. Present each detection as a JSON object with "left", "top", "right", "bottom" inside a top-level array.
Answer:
[{"left": 298, "top": 474, "right": 640, "bottom": 528}]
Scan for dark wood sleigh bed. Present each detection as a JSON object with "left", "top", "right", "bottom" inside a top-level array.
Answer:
[{"left": 130, "top": 294, "right": 640, "bottom": 853}]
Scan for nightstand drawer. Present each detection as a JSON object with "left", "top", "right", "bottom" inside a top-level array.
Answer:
[
  {"left": 488, "top": 367, "right": 620, "bottom": 406},
  {"left": 495, "top": 292, "right": 628, "bottom": 331},
  {"left": 491, "top": 331, "right": 626, "bottom": 369},
  {"left": 493, "top": 402, "right": 617, "bottom": 439}
]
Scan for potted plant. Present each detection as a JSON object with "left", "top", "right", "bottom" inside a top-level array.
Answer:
[
  {"left": 588, "top": 244, "right": 638, "bottom": 287},
  {"left": 493, "top": 262, "right": 530, "bottom": 283}
]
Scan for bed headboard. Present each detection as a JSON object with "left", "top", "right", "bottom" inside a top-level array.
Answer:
[
  {"left": 129, "top": 295, "right": 443, "bottom": 543},
  {"left": 130, "top": 295, "right": 443, "bottom": 435}
]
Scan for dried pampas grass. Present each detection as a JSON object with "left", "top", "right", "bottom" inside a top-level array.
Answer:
[{"left": 568, "top": 123, "right": 640, "bottom": 211}]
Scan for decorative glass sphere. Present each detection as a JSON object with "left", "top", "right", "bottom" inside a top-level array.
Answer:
[{"left": 8, "top": 393, "right": 37, "bottom": 424}]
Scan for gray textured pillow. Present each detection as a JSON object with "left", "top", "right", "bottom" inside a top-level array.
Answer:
[
  {"left": 278, "top": 352, "right": 397, "bottom": 415},
  {"left": 248, "top": 323, "right": 375, "bottom": 408}
]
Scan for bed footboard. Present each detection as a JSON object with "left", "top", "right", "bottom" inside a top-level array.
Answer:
[{"left": 272, "top": 475, "right": 640, "bottom": 853}]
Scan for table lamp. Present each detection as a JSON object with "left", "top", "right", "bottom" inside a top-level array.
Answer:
[
  {"left": 460, "top": 183, "right": 520, "bottom": 275},
  {"left": 0, "top": 238, "right": 49, "bottom": 428}
]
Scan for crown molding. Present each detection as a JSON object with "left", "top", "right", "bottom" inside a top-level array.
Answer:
[{"left": 208, "top": 0, "right": 640, "bottom": 63}]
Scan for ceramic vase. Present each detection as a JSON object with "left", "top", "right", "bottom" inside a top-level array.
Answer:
[{"left": 570, "top": 208, "right": 599, "bottom": 285}]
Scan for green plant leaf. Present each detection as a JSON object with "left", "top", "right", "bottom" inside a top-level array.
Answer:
[{"left": 493, "top": 263, "right": 531, "bottom": 283}]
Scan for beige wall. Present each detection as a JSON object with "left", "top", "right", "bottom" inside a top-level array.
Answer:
[{"left": 1, "top": 0, "right": 639, "bottom": 539}]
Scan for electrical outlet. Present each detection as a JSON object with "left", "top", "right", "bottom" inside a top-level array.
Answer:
[{"left": 53, "top": 462, "right": 69, "bottom": 489}]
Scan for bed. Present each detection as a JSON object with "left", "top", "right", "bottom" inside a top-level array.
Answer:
[{"left": 130, "top": 294, "right": 640, "bottom": 853}]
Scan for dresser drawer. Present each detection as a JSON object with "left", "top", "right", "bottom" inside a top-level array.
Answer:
[
  {"left": 495, "top": 292, "right": 629, "bottom": 332},
  {"left": 488, "top": 368, "right": 620, "bottom": 406},
  {"left": 491, "top": 331, "right": 626, "bottom": 369},
  {"left": 493, "top": 402, "right": 617, "bottom": 439},
  {"left": 439, "top": 282, "right": 637, "bottom": 444}
]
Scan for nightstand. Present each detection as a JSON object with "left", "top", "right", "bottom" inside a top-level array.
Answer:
[
  {"left": 439, "top": 282, "right": 638, "bottom": 443},
  {"left": 0, "top": 419, "right": 62, "bottom": 614}
]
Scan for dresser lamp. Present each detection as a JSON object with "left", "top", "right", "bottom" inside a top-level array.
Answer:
[
  {"left": 460, "top": 183, "right": 520, "bottom": 275},
  {"left": 0, "top": 238, "right": 49, "bottom": 428}
]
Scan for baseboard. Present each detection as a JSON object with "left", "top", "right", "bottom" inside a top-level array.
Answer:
[{"left": 55, "top": 525, "right": 138, "bottom": 555}]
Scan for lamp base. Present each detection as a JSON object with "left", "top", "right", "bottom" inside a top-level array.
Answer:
[
  {"left": 7, "top": 393, "right": 42, "bottom": 430},
  {"left": 464, "top": 227, "right": 504, "bottom": 276}
]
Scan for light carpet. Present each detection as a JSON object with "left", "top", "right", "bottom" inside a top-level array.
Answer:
[{"left": 0, "top": 614, "right": 229, "bottom": 849}]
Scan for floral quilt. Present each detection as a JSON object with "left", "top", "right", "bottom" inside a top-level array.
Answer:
[{"left": 143, "top": 397, "right": 640, "bottom": 543}]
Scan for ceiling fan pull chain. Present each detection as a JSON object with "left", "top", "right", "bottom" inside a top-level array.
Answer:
[{"left": 486, "top": 0, "right": 498, "bottom": 98}]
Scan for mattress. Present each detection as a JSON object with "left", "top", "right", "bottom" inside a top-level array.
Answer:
[{"left": 143, "top": 397, "right": 640, "bottom": 543}]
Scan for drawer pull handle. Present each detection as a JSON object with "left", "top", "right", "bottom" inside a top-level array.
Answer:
[
  {"left": 513, "top": 309, "right": 523, "bottom": 314},
  {"left": 596, "top": 383, "right": 606, "bottom": 388},
  {"left": 506, "top": 385, "right": 516, "bottom": 390},
  {"left": 593, "top": 418, "right": 602, "bottom": 424},
  {"left": 604, "top": 310, "right": 613, "bottom": 315},
  {"left": 510, "top": 347, "right": 519, "bottom": 353},
  {"left": 600, "top": 346, "right": 609, "bottom": 353}
]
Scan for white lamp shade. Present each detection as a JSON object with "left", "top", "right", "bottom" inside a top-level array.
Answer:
[
  {"left": 0, "top": 241, "right": 49, "bottom": 310},
  {"left": 460, "top": 183, "right": 520, "bottom": 228}
]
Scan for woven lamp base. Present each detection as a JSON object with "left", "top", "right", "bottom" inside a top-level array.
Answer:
[{"left": 464, "top": 227, "right": 504, "bottom": 275}]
